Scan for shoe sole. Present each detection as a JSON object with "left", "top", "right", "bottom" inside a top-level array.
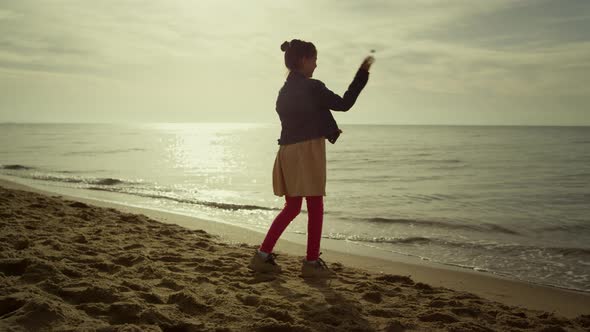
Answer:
[{"left": 248, "top": 263, "right": 281, "bottom": 273}]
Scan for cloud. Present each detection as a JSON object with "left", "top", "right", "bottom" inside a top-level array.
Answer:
[
  {"left": 373, "top": 0, "right": 590, "bottom": 96},
  {"left": 413, "top": 0, "right": 590, "bottom": 49},
  {"left": 0, "top": 0, "right": 588, "bottom": 124}
]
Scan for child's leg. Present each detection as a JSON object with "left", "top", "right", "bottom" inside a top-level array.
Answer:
[
  {"left": 259, "top": 195, "right": 303, "bottom": 253},
  {"left": 305, "top": 196, "right": 324, "bottom": 261}
]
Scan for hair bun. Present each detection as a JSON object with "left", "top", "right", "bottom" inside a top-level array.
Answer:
[{"left": 280, "top": 41, "right": 290, "bottom": 52}]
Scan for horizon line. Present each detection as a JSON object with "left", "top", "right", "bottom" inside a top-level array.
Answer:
[{"left": 1, "top": 121, "right": 590, "bottom": 127}]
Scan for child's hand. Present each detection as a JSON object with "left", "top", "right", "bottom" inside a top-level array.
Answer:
[
  {"left": 360, "top": 56, "right": 375, "bottom": 71},
  {"left": 327, "top": 129, "right": 343, "bottom": 144}
]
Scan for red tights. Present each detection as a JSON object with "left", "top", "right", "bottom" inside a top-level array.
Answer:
[{"left": 259, "top": 196, "right": 323, "bottom": 261}]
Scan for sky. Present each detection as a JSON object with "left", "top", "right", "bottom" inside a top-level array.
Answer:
[{"left": 0, "top": 0, "right": 589, "bottom": 126}]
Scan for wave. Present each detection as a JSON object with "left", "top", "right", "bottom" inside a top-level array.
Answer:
[
  {"left": 394, "top": 158, "right": 463, "bottom": 164},
  {"left": 415, "top": 159, "right": 462, "bottom": 163},
  {"left": 399, "top": 193, "right": 460, "bottom": 202},
  {"left": 63, "top": 148, "right": 146, "bottom": 156},
  {"left": 322, "top": 233, "right": 590, "bottom": 259},
  {"left": 555, "top": 172, "right": 590, "bottom": 178},
  {"left": 318, "top": 232, "right": 590, "bottom": 292},
  {"left": 331, "top": 156, "right": 462, "bottom": 166},
  {"left": 346, "top": 235, "right": 433, "bottom": 245},
  {"left": 1, "top": 170, "right": 128, "bottom": 186},
  {"left": 396, "top": 175, "right": 443, "bottom": 182},
  {"left": 95, "top": 178, "right": 124, "bottom": 185},
  {"left": 553, "top": 247, "right": 590, "bottom": 256},
  {"left": 356, "top": 217, "right": 520, "bottom": 235},
  {"left": 2, "top": 166, "right": 281, "bottom": 213},
  {"left": 326, "top": 234, "right": 451, "bottom": 246},
  {"left": 0, "top": 164, "right": 33, "bottom": 170},
  {"left": 540, "top": 222, "right": 590, "bottom": 232},
  {"left": 31, "top": 174, "right": 126, "bottom": 186},
  {"left": 87, "top": 186, "right": 280, "bottom": 212}
]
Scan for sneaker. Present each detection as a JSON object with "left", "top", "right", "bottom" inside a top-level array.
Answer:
[
  {"left": 248, "top": 250, "right": 282, "bottom": 273},
  {"left": 301, "top": 252, "right": 336, "bottom": 278}
]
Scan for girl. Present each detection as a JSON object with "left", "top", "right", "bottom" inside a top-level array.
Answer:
[{"left": 249, "top": 39, "right": 374, "bottom": 278}]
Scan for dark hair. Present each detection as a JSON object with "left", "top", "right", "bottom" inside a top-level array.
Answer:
[{"left": 280, "top": 39, "right": 317, "bottom": 71}]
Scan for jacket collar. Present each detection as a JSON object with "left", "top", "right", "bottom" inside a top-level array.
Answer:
[{"left": 287, "top": 70, "right": 307, "bottom": 81}]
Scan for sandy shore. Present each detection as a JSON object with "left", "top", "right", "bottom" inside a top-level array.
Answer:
[{"left": 1, "top": 179, "right": 589, "bottom": 331}]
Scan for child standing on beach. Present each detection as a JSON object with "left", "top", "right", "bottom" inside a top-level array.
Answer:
[{"left": 248, "top": 39, "right": 374, "bottom": 278}]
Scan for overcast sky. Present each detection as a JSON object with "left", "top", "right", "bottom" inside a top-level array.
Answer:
[{"left": 1, "top": 0, "right": 589, "bottom": 125}]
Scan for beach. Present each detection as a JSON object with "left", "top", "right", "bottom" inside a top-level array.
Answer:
[
  {"left": 2, "top": 123, "right": 590, "bottom": 294},
  {"left": 2, "top": 0, "right": 590, "bottom": 330},
  {"left": 1, "top": 178, "right": 589, "bottom": 331}
]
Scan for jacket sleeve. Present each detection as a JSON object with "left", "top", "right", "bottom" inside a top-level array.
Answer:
[{"left": 312, "top": 68, "right": 369, "bottom": 112}]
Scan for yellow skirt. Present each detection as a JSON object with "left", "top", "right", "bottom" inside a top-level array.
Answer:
[{"left": 272, "top": 136, "right": 326, "bottom": 197}]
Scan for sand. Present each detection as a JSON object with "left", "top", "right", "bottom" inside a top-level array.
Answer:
[{"left": 0, "top": 181, "right": 589, "bottom": 331}]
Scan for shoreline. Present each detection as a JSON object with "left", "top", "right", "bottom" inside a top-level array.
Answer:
[{"left": 1, "top": 177, "right": 589, "bottom": 319}]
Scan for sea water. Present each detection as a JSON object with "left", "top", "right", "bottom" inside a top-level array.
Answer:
[{"left": 1, "top": 123, "right": 589, "bottom": 292}]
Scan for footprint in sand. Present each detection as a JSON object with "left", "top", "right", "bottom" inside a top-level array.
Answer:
[
  {"left": 88, "top": 261, "right": 121, "bottom": 274},
  {"left": 167, "top": 290, "right": 211, "bottom": 315},
  {"left": 71, "top": 234, "right": 88, "bottom": 244},
  {"left": 137, "top": 291, "right": 165, "bottom": 304},
  {"left": 257, "top": 305, "right": 295, "bottom": 323},
  {"left": 107, "top": 300, "right": 144, "bottom": 324},
  {"left": 418, "top": 311, "right": 459, "bottom": 323},
  {"left": 0, "top": 296, "right": 26, "bottom": 319},
  {"left": 112, "top": 253, "right": 146, "bottom": 267},
  {"left": 57, "top": 284, "right": 120, "bottom": 304},
  {"left": 236, "top": 293, "right": 260, "bottom": 306},
  {"left": 367, "top": 308, "right": 403, "bottom": 318},
  {"left": 68, "top": 202, "right": 90, "bottom": 209},
  {"left": 5, "top": 297, "right": 69, "bottom": 331},
  {"left": 156, "top": 277, "right": 184, "bottom": 291},
  {"left": 122, "top": 243, "right": 145, "bottom": 250},
  {"left": 150, "top": 253, "right": 186, "bottom": 263},
  {"left": 361, "top": 291, "right": 382, "bottom": 304},
  {"left": 451, "top": 307, "right": 482, "bottom": 318}
]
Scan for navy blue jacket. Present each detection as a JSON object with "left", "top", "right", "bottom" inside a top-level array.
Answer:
[{"left": 275, "top": 68, "right": 369, "bottom": 145}]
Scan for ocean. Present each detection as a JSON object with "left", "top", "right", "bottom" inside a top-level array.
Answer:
[{"left": 1, "top": 123, "right": 589, "bottom": 292}]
